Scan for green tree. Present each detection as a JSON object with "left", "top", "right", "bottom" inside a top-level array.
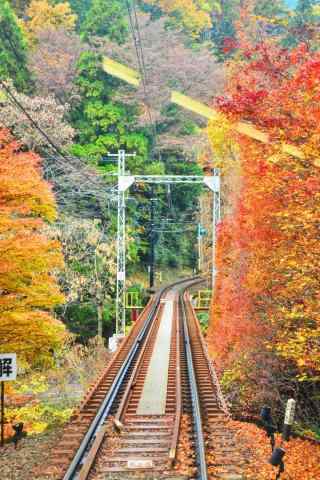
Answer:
[
  {"left": 70, "top": 50, "right": 149, "bottom": 169},
  {"left": 0, "top": 1, "right": 30, "bottom": 91},
  {"left": 55, "top": 218, "right": 116, "bottom": 339},
  {"left": 284, "top": 0, "right": 320, "bottom": 48},
  {"left": 68, "top": 0, "right": 92, "bottom": 28},
  {"left": 81, "top": 0, "right": 128, "bottom": 43}
]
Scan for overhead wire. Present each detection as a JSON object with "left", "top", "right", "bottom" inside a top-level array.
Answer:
[
  {"left": 0, "top": 28, "right": 119, "bottom": 201},
  {"left": 0, "top": 79, "right": 118, "bottom": 205},
  {"left": 131, "top": 0, "right": 148, "bottom": 80},
  {"left": 0, "top": 79, "right": 67, "bottom": 159},
  {"left": 125, "top": 0, "right": 159, "bottom": 152},
  {"left": 0, "top": 79, "right": 107, "bottom": 185}
]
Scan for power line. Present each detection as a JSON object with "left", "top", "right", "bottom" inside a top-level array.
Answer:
[
  {"left": 0, "top": 30, "right": 118, "bottom": 199},
  {"left": 0, "top": 81, "right": 118, "bottom": 200},
  {"left": 0, "top": 79, "right": 67, "bottom": 159},
  {"left": 125, "top": 0, "right": 158, "bottom": 151},
  {"left": 131, "top": 0, "right": 148, "bottom": 80},
  {"left": 125, "top": 1, "right": 148, "bottom": 96}
]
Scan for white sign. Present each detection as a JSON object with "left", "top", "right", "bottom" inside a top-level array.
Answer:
[
  {"left": 127, "top": 459, "right": 153, "bottom": 469},
  {"left": 108, "top": 334, "right": 125, "bottom": 352},
  {"left": 204, "top": 176, "right": 220, "bottom": 192},
  {"left": 0, "top": 354, "right": 17, "bottom": 381},
  {"left": 119, "top": 175, "right": 135, "bottom": 192},
  {"left": 284, "top": 398, "right": 296, "bottom": 426},
  {"left": 117, "top": 271, "right": 125, "bottom": 281}
]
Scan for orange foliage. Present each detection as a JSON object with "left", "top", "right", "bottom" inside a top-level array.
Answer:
[
  {"left": 232, "top": 421, "right": 320, "bottom": 480},
  {"left": 0, "top": 129, "right": 65, "bottom": 367},
  {"left": 208, "top": 41, "right": 320, "bottom": 413}
]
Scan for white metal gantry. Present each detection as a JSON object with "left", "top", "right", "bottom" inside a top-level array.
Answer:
[{"left": 110, "top": 150, "right": 221, "bottom": 335}]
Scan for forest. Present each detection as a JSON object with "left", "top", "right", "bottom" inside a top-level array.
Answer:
[{"left": 0, "top": 0, "right": 319, "bottom": 478}]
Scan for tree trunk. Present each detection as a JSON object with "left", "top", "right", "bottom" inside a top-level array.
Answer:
[{"left": 97, "top": 303, "right": 103, "bottom": 338}]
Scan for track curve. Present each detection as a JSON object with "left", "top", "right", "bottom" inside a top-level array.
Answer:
[{"left": 45, "top": 278, "right": 244, "bottom": 480}]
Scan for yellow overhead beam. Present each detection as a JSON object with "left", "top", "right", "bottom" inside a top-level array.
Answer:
[
  {"left": 281, "top": 143, "right": 305, "bottom": 160},
  {"left": 171, "top": 91, "right": 305, "bottom": 161},
  {"left": 171, "top": 90, "right": 220, "bottom": 121},
  {"left": 98, "top": 62, "right": 306, "bottom": 162},
  {"left": 235, "top": 122, "right": 269, "bottom": 144},
  {"left": 102, "top": 57, "right": 141, "bottom": 87}
]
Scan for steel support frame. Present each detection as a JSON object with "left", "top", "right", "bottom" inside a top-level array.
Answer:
[
  {"left": 212, "top": 167, "right": 221, "bottom": 290},
  {"left": 116, "top": 150, "right": 126, "bottom": 335},
  {"left": 112, "top": 151, "right": 221, "bottom": 335}
]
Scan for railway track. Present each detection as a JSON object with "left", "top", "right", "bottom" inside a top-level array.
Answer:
[{"left": 46, "top": 279, "right": 244, "bottom": 480}]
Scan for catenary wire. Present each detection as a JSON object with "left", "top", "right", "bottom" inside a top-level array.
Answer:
[{"left": 125, "top": 0, "right": 158, "bottom": 149}]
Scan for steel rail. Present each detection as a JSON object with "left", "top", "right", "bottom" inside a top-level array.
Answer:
[
  {"left": 77, "top": 302, "right": 165, "bottom": 480},
  {"left": 63, "top": 278, "right": 200, "bottom": 480},
  {"left": 63, "top": 288, "right": 164, "bottom": 480},
  {"left": 75, "top": 295, "right": 153, "bottom": 417},
  {"left": 185, "top": 295, "right": 230, "bottom": 417},
  {"left": 169, "top": 299, "right": 182, "bottom": 463},
  {"left": 180, "top": 291, "right": 208, "bottom": 480}
]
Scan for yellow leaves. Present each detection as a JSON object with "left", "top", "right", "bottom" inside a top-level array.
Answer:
[
  {"left": 24, "top": 0, "right": 77, "bottom": 44},
  {"left": 206, "top": 115, "right": 242, "bottom": 189},
  {"left": 145, "top": 0, "right": 211, "bottom": 37},
  {"left": 6, "top": 401, "right": 73, "bottom": 435},
  {"left": 276, "top": 327, "right": 320, "bottom": 375},
  {"left": 16, "top": 374, "right": 48, "bottom": 395},
  {"left": 0, "top": 129, "right": 66, "bottom": 368}
]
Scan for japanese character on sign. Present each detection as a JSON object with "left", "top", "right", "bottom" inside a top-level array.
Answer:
[{"left": 0, "top": 354, "right": 17, "bottom": 381}]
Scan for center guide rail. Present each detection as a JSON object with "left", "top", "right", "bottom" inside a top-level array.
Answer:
[
  {"left": 62, "top": 277, "right": 202, "bottom": 480},
  {"left": 180, "top": 288, "right": 208, "bottom": 480}
]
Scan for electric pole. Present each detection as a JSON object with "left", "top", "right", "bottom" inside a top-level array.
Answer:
[
  {"left": 107, "top": 150, "right": 136, "bottom": 336},
  {"left": 149, "top": 191, "right": 157, "bottom": 289},
  {"left": 107, "top": 163, "right": 220, "bottom": 338}
]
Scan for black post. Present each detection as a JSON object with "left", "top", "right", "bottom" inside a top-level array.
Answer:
[
  {"left": 261, "top": 405, "right": 276, "bottom": 452},
  {"left": 1, "top": 382, "right": 4, "bottom": 447}
]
